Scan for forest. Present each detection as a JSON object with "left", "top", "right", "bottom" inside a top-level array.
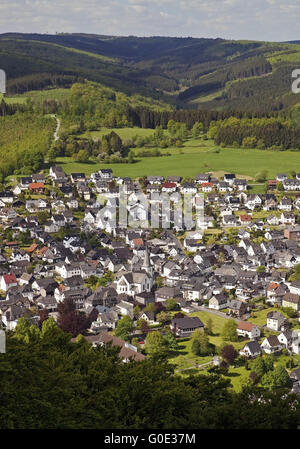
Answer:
[
  {"left": 1, "top": 317, "right": 300, "bottom": 429},
  {"left": 1, "top": 33, "right": 300, "bottom": 111}
]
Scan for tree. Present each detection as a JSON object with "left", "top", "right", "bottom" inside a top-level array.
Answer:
[
  {"left": 261, "top": 366, "right": 291, "bottom": 390},
  {"left": 156, "top": 311, "right": 171, "bottom": 325},
  {"left": 192, "top": 122, "right": 203, "bottom": 138},
  {"left": 257, "top": 266, "right": 265, "bottom": 274},
  {"left": 165, "top": 298, "right": 178, "bottom": 311},
  {"left": 252, "top": 356, "right": 273, "bottom": 380},
  {"left": 164, "top": 329, "right": 179, "bottom": 351},
  {"left": 136, "top": 318, "right": 150, "bottom": 333},
  {"left": 115, "top": 315, "right": 134, "bottom": 341},
  {"left": 133, "top": 305, "right": 141, "bottom": 317},
  {"left": 145, "top": 331, "right": 167, "bottom": 358},
  {"left": 220, "top": 345, "right": 238, "bottom": 365},
  {"left": 255, "top": 170, "right": 268, "bottom": 182},
  {"left": 191, "top": 338, "right": 201, "bottom": 356},
  {"left": 205, "top": 318, "right": 213, "bottom": 336},
  {"left": 57, "top": 298, "right": 90, "bottom": 337},
  {"left": 277, "top": 182, "right": 284, "bottom": 192},
  {"left": 191, "top": 330, "right": 212, "bottom": 356},
  {"left": 221, "top": 319, "right": 238, "bottom": 342},
  {"left": 74, "top": 149, "right": 89, "bottom": 163},
  {"left": 144, "top": 302, "right": 156, "bottom": 313},
  {"left": 38, "top": 309, "right": 49, "bottom": 328}
]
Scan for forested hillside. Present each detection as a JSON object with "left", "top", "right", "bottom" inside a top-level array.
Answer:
[
  {"left": 1, "top": 33, "right": 300, "bottom": 111},
  {"left": 0, "top": 111, "right": 55, "bottom": 180}
]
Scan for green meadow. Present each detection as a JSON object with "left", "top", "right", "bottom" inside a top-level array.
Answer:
[{"left": 56, "top": 130, "right": 300, "bottom": 179}]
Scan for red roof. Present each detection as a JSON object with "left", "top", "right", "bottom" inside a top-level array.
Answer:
[
  {"left": 132, "top": 238, "right": 144, "bottom": 246},
  {"left": 29, "top": 183, "right": 44, "bottom": 190},
  {"left": 238, "top": 321, "right": 255, "bottom": 331},
  {"left": 240, "top": 214, "right": 252, "bottom": 221},
  {"left": 202, "top": 182, "right": 213, "bottom": 187},
  {"left": 27, "top": 243, "right": 38, "bottom": 253},
  {"left": 3, "top": 273, "right": 17, "bottom": 285},
  {"left": 268, "top": 282, "right": 280, "bottom": 291},
  {"left": 162, "top": 182, "right": 176, "bottom": 189}
]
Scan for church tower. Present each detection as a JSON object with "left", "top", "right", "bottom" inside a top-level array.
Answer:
[{"left": 142, "top": 246, "right": 154, "bottom": 278}]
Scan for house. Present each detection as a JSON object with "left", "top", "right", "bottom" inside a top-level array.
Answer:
[
  {"left": 161, "top": 182, "right": 177, "bottom": 193},
  {"left": 234, "top": 179, "right": 248, "bottom": 191},
  {"left": 147, "top": 176, "right": 164, "bottom": 185},
  {"left": 180, "top": 183, "right": 197, "bottom": 194},
  {"left": 278, "top": 330, "right": 294, "bottom": 349},
  {"left": 224, "top": 174, "right": 236, "bottom": 185},
  {"left": 223, "top": 215, "right": 238, "bottom": 226},
  {"left": 261, "top": 335, "right": 282, "bottom": 354},
  {"left": 76, "top": 332, "right": 145, "bottom": 363},
  {"left": 218, "top": 182, "right": 230, "bottom": 193},
  {"left": 0, "top": 273, "right": 18, "bottom": 292},
  {"left": 0, "top": 191, "right": 14, "bottom": 204},
  {"left": 167, "top": 176, "right": 181, "bottom": 185},
  {"left": 239, "top": 340, "right": 262, "bottom": 358},
  {"left": 29, "top": 182, "right": 44, "bottom": 193},
  {"left": 282, "top": 293, "right": 300, "bottom": 312},
  {"left": 245, "top": 194, "right": 262, "bottom": 210},
  {"left": 209, "top": 293, "right": 228, "bottom": 310},
  {"left": 239, "top": 214, "right": 252, "bottom": 225},
  {"left": 138, "top": 311, "right": 159, "bottom": 325},
  {"left": 70, "top": 173, "right": 86, "bottom": 183},
  {"left": 276, "top": 173, "right": 287, "bottom": 182},
  {"left": 289, "top": 281, "right": 300, "bottom": 296},
  {"left": 290, "top": 367, "right": 300, "bottom": 390},
  {"left": 195, "top": 173, "right": 210, "bottom": 184},
  {"left": 280, "top": 212, "right": 295, "bottom": 225},
  {"left": 99, "top": 169, "right": 113, "bottom": 180},
  {"left": 278, "top": 197, "right": 292, "bottom": 212},
  {"left": 237, "top": 321, "right": 261, "bottom": 339},
  {"left": 201, "top": 182, "right": 214, "bottom": 193},
  {"left": 284, "top": 226, "right": 300, "bottom": 240},
  {"left": 170, "top": 316, "right": 204, "bottom": 337},
  {"left": 49, "top": 166, "right": 68, "bottom": 181},
  {"left": 20, "top": 177, "right": 32, "bottom": 188},
  {"left": 1, "top": 304, "right": 26, "bottom": 330},
  {"left": 267, "top": 311, "right": 288, "bottom": 332},
  {"left": 155, "top": 286, "right": 182, "bottom": 302},
  {"left": 227, "top": 300, "right": 248, "bottom": 318},
  {"left": 116, "top": 300, "right": 134, "bottom": 317}
]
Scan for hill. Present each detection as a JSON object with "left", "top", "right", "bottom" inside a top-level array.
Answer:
[{"left": 1, "top": 33, "right": 300, "bottom": 111}]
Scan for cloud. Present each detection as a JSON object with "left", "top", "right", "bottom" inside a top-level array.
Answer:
[{"left": 0, "top": 0, "right": 299, "bottom": 41}]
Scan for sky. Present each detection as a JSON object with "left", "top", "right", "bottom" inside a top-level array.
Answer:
[{"left": 0, "top": 0, "right": 300, "bottom": 42}]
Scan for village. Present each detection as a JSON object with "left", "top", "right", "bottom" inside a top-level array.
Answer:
[{"left": 2, "top": 165, "right": 300, "bottom": 391}]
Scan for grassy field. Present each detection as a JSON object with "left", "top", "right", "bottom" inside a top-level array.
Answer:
[
  {"left": 81, "top": 127, "right": 156, "bottom": 140},
  {"left": 56, "top": 131, "right": 300, "bottom": 179},
  {"left": 1, "top": 88, "right": 71, "bottom": 104}
]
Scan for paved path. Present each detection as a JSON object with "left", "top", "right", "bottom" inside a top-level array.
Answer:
[{"left": 177, "top": 359, "right": 214, "bottom": 373}]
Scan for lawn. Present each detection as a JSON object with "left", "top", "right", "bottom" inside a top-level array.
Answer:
[
  {"left": 190, "top": 311, "right": 248, "bottom": 351},
  {"left": 246, "top": 306, "right": 293, "bottom": 327},
  {"left": 56, "top": 132, "right": 300, "bottom": 179}
]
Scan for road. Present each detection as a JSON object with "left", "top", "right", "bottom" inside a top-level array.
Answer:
[
  {"left": 191, "top": 303, "right": 267, "bottom": 331},
  {"left": 191, "top": 303, "right": 240, "bottom": 323},
  {"left": 51, "top": 114, "right": 61, "bottom": 141}
]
